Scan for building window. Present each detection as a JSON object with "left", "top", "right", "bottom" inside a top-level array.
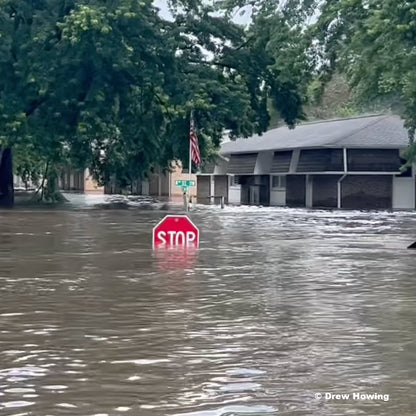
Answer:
[
  {"left": 272, "top": 175, "right": 286, "bottom": 189},
  {"left": 229, "top": 175, "right": 240, "bottom": 186},
  {"left": 271, "top": 151, "right": 292, "bottom": 173},
  {"left": 297, "top": 149, "right": 344, "bottom": 172},
  {"left": 347, "top": 149, "right": 401, "bottom": 171}
]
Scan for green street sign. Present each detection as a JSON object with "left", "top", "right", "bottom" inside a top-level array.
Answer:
[
  {"left": 182, "top": 186, "right": 188, "bottom": 192},
  {"left": 175, "top": 180, "right": 195, "bottom": 187}
]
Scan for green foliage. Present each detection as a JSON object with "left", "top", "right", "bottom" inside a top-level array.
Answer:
[
  {"left": 0, "top": 0, "right": 308, "bottom": 195},
  {"left": 230, "top": 0, "right": 416, "bottom": 153},
  {"left": 313, "top": 0, "right": 416, "bottom": 137},
  {"left": 305, "top": 73, "right": 354, "bottom": 119}
]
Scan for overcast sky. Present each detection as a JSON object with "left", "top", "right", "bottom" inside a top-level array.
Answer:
[{"left": 152, "top": 0, "right": 252, "bottom": 25}]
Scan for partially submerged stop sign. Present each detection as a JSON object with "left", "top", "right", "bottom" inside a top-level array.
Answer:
[{"left": 152, "top": 215, "right": 199, "bottom": 248}]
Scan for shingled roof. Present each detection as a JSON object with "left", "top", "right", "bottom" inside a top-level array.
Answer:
[{"left": 220, "top": 114, "right": 410, "bottom": 155}]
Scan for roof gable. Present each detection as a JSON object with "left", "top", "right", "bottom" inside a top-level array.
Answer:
[{"left": 220, "top": 115, "right": 409, "bottom": 155}]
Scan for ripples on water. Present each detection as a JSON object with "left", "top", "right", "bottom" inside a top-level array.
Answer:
[{"left": 1, "top": 203, "right": 416, "bottom": 415}]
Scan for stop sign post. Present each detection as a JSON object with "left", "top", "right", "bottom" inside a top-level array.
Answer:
[{"left": 152, "top": 215, "right": 199, "bottom": 248}]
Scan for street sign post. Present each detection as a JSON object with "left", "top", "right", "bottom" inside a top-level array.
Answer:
[
  {"left": 175, "top": 180, "right": 195, "bottom": 187},
  {"left": 152, "top": 215, "right": 199, "bottom": 248},
  {"left": 176, "top": 180, "right": 195, "bottom": 212}
]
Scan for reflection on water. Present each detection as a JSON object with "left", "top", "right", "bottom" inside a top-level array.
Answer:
[{"left": 1, "top": 205, "right": 416, "bottom": 415}]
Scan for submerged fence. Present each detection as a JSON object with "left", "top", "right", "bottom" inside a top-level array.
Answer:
[{"left": 190, "top": 195, "right": 225, "bottom": 208}]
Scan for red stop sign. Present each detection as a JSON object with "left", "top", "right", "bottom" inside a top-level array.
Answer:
[{"left": 152, "top": 215, "right": 199, "bottom": 248}]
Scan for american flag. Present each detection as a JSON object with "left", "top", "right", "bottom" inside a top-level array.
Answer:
[{"left": 190, "top": 113, "right": 201, "bottom": 166}]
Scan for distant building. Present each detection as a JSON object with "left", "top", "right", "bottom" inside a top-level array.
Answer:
[
  {"left": 59, "top": 168, "right": 104, "bottom": 194},
  {"left": 198, "top": 115, "right": 415, "bottom": 210},
  {"left": 196, "top": 156, "right": 229, "bottom": 205},
  {"left": 58, "top": 162, "right": 197, "bottom": 199},
  {"left": 141, "top": 161, "right": 198, "bottom": 199}
]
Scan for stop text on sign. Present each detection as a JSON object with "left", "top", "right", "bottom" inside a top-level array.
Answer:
[
  {"left": 152, "top": 215, "right": 199, "bottom": 248},
  {"left": 156, "top": 230, "right": 197, "bottom": 245}
]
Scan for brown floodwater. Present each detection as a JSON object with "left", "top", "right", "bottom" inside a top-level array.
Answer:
[{"left": 1, "top": 202, "right": 416, "bottom": 416}]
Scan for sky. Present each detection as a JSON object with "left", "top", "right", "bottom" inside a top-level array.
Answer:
[{"left": 152, "top": 0, "right": 252, "bottom": 25}]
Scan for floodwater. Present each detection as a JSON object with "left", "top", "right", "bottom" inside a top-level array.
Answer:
[{"left": 1, "top": 199, "right": 416, "bottom": 416}]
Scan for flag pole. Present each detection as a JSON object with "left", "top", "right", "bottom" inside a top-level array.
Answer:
[
  {"left": 185, "top": 111, "right": 193, "bottom": 211},
  {"left": 189, "top": 110, "right": 193, "bottom": 184}
]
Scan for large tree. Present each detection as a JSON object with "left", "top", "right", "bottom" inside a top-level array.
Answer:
[
  {"left": 223, "top": 0, "right": 416, "bottom": 133},
  {"left": 308, "top": 0, "right": 416, "bottom": 138},
  {"left": 0, "top": 0, "right": 308, "bottom": 201}
]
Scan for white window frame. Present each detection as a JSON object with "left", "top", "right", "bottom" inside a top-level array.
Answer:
[
  {"left": 229, "top": 175, "right": 240, "bottom": 187},
  {"left": 271, "top": 175, "right": 286, "bottom": 189}
]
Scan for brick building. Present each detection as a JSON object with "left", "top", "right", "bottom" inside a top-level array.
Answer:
[
  {"left": 198, "top": 115, "right": 415, "bottom": 210},
  {"left": 103, "top": 162, "right": 197, "bottom": 199},
  {"left": 57, "top": 161, "right": 197, "bottom": 199}
]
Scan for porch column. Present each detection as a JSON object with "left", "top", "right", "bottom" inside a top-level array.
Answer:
[
  {"left": 337, "top": 175, "right": 347, "bottom": 209},
  {"left": 305, "top": 175, "right": 313, "bottom": 208},
  {"left": 158, "top": 172, "right": 162, "bottom": 197},
  {"left": 210, "top": 175, "right": 215, "bottom": 200},
  {"left": 69, "top": 172, "right": 75, "bottom": 190}
]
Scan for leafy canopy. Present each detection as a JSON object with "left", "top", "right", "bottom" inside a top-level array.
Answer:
[
  {"left": 311, "top": 0, "right": 416, "bottom": 139},
  {"left": 0, "top": 0, "right": 308, "bottom": 193}
]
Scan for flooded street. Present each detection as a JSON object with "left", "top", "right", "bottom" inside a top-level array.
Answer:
[{"left": 1, "top": 203, "right": 416, "bottom": 415}]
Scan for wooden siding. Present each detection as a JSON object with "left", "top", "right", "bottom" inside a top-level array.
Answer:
[
  {"left": 347, "top": 149, "right": 401, "bottom": 171},
  {"left": 286, "top": 175, "right": 306, "bottom": 207},
  {"left": 227, "top": 153, "right": 258, "bottom": 174},
  {"left": 297, "top": 149, "right": 344, "bottom": 172},
  {"left": 214, "top": 175, "right": 229, "bottom": 204},
  {"left": 271, "top": 151, "right": 292, "bottom": 173},
  {"left": 312, "top": 175, "right": 341, "bottom": 208},
  {"left": 197, "top": 176, "right": 211, "bottom": 204},
  {"left": 342, "top": 175, "right": 392, "bottom": 209}
]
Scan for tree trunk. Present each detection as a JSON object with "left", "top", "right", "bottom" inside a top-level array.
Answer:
[
  {"left": 42, "top": 166, "right": 66, "bottom": 203},
  {"left": 0, "top": 148, "right": 14, "bottom": 207}
]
